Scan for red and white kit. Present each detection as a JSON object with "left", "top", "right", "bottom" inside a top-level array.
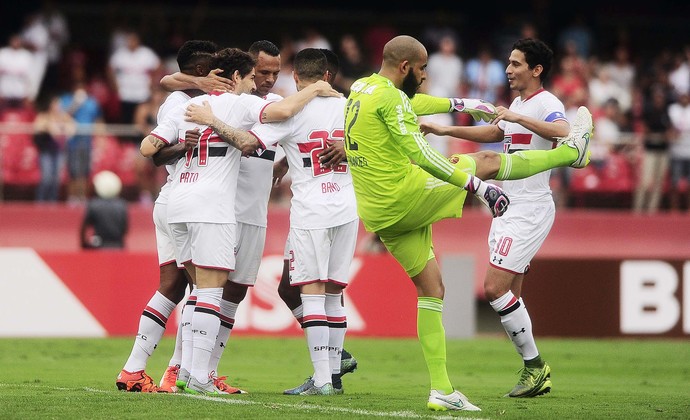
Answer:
[
  {"left": 231, "top": 92, "right": 282, "bottom": 285},
  {"left": 491, "top": 89, "right": 567, "bottom": 273},
  {"left": 250, "top": 96, "right": 358, "bottom": 286},
  {"left": 150, "top": 92, "right": 270, "bottom": 270},
  {"left": 153, "top": 90, "right": 191, "bottom": 267}
]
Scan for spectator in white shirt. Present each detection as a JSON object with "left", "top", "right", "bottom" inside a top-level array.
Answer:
[
  {"left": 0, "top": 34, "right": 35, "bottom": 109},
  {"left": 108, "top": 30, "right": 161, "bottom": 137}
]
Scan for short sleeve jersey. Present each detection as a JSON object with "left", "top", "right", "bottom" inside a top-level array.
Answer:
[
  {"left": 154, "top": 90, "right": 191, "bottom": 206},
  {"left": 108, "top": 46, "right": 160, "bottom": 103},
  {"left": 497, "top": 89, "right": 567, "bottom": 203},
  {"left": 235, "top": 91, "right": 283, "bottom": 227},
  {"left": 151, "top": 92, "right": 270, "bottom": 224},
  {"left": 343, "top": 73, "right": 460, "bottom": 232},
  {"left": 250, "top": 96, "right": 357, "bottom": 229}
]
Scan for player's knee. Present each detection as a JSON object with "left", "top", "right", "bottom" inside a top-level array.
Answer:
[
  {"left": 158, "top": 266, "right": 188, "bottom": 303},
  {"left": 222, "top": 281, "right": 248, "bottom": 303},
  {"left": 278, "top": 281, "right": 302, "bottom": 310},
  {"left": 483, "top": 278, "right": 512, "bottom": 301},
  {"left": 472, "top": 150, "right": 502, "bottom": 179}
]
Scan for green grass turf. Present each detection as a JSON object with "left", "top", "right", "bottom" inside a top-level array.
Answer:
[{"left": 0, "top": 336, "right": 688, "bottom": 419}]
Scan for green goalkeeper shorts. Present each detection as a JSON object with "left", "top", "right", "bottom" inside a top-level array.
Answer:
[{"left": 377, "top": 154, "right": 476, "bottom": 277}]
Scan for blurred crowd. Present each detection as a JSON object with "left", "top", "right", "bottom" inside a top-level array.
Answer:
[{"left": 1, "top": 2, "right": 689, "bottom": 213}]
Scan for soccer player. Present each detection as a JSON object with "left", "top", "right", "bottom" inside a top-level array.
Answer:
[
  {"left": 272, "top": 46, "right": 359, "bottom": 391},
  {"left": 140, "top": 47, "right": 339, "bottom": 394},
  {"left": 208, "top": 40, "right": 286, "bottom": 393},
  {"left": 420, "top": 38, "right": 589, "bottom": 398},
  {"left": 343, "top": 35, "right": 592, "bottom": 411},
  {"left": 162, "top": 40, "right": 355, "bottom": 391},
  {"left": 250, "top": 48, "right": 357, "bottom": 395},
  {"left": 185, "top": 48, "right": 357, "bottom": 395},
  {"left": 116, "top": 40, "right": 218, "bottom": 394}
]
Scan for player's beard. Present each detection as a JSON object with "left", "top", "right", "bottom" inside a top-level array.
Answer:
[{"left": 401, "top": 69, "right": 419, "bottom": 99}]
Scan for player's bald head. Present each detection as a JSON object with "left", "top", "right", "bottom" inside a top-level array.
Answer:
[{"left": 382, "top": 35, "right": 427, "bottom": 67}]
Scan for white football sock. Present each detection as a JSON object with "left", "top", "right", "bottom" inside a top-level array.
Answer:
[
  {"left": 208, "top": 299, "right": 238, "bottom": 374},
  {"left": 325, "top": 293, "right": 347, "bottom": 375},
  {"left": 190, "top": 287, "right": 222, "bottom": 382},
  {"left": 491, "top": 292, "right": 539, "bottom": 360},
  {"left": 301, "top": 294, "right": 330, "bottom": 387},
  {"left": 123, "top": 291, "right": 176, "bottom": 372}
]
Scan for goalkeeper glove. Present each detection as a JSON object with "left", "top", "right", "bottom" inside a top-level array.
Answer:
[{"left": 450, "top": 98, "right": 497, "bottom": 123}]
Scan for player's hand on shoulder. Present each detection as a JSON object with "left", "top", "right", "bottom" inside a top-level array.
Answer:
[
  {"left": 199, "top": 68, "right": 234, "bottom": 93},
  {"left": 311, "top": 80, "right": 342, "bottom": 98},
  {"left": 185, "top": 101, "right": 214, "bottom": 126}
]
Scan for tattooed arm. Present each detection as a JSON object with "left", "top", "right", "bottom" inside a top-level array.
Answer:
[
  {"left": 140, "top": 135, "right": 168, "bottom": 157},
  {"left": 185, "top": 101, "right": 261, "bottom": 155}
]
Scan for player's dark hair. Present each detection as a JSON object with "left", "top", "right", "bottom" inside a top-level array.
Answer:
[
  {"left": 248, "top": 40, "right": 280, "bottom": 58},
  {"left": 212, "top": 47, "right": 256, "bottom": 79},
  {"left": 294, "top": 48, "right": 327, "bottom": 82},
  {"left": 319, "top": 48, "right": 340, "bottom": 83},
  {"left": 177, "top": 40, "right": 219, "bottom": 74},
  {"left": 512, "top": 38, "right": 553, "bottom": 82}
]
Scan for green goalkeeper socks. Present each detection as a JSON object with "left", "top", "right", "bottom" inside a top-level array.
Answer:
[
  {"left": 496, "top": 145, "right": 576, "bottom": 180},
  {"left": 417, "top": 297, "right": 453, "bottom": 394}
]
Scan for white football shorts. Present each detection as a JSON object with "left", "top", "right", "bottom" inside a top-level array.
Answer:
[
  {"left": 488, "top": 200, "right": 555, "bottom": 274},
  {"left": 153, "top": 203, "right": 183, "bottom": 268},
  {"left": 287, "top": 219, "right": 358, "bottom": 287},
  {"left": 170, "top": 222, "right": 236, "bottom": 271},
  {"left": 228, "top": 222, "right": 266, "bottom": 286}
]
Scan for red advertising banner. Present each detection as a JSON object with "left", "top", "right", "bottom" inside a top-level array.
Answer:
[
  {"left": 525, "top": 259, "right": 690, "bottom": 337},
  {"left": 23, "top": 251, "right": 419, "bottom": 338}
]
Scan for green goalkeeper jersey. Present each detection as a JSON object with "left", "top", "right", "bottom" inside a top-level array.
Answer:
[{"left": 344, "top": 73, "right": 466, "bottom": 232}]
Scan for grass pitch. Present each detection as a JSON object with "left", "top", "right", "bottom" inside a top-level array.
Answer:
[{"left": 0, "top": 336, "right": 688, "bottom": 419}]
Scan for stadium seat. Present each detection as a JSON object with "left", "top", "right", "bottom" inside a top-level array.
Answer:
[
  {"left": 599, "top": 152, "right": 634, "bottom": 193},
  {"left": 0, "top": 108, "right": 40, "bottom": 187}
]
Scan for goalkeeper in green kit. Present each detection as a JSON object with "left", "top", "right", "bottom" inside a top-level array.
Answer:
[{"left": 343, "top": 35, "right": 593, "bottom": 412}]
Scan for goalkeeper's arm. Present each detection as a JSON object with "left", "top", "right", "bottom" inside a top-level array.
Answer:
[{"left": 410, "top": 94, "right": 497, "bottom": 122}]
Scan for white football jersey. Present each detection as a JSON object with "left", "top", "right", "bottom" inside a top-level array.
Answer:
[
  {"left": 151, "top": 92, "right": 269, "bottom": 223},
  {"left": 497, "top": 89, "right": 567, "bottom": 203},
  {"left": 250, "top": 96, "right": 358, "bottom": 229},
  {"left": 235, "top": 92, "right": 283, "bottom": 227},
  {"left": 154, "top": 90, "right": 191, "bottom": 206}
]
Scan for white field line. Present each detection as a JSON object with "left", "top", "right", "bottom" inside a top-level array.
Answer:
[{"left": 0, "top": 383, "right": 487, "bottom": 419}]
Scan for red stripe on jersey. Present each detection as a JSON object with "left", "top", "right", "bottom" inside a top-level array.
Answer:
[
  {"left": 187, "top": 295, "right": 197, "bottom": 302},
  {"left": 144, "top": 306, "right": 168, "bottom": 323},
  {"left": 510, "top": 133, "right": 533, "bottom": 145},
  {"left": 302, "top": 314, "right": 327, "bottom": 322},
  {"left": 327, "top": 316, "right": 347, "bottom": 322},
  {"left": 298, "top": 141, "right": 323, "bottom": 153},
  {"left": 196, "top": 302, "right": 220, "bottom": 312}
]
